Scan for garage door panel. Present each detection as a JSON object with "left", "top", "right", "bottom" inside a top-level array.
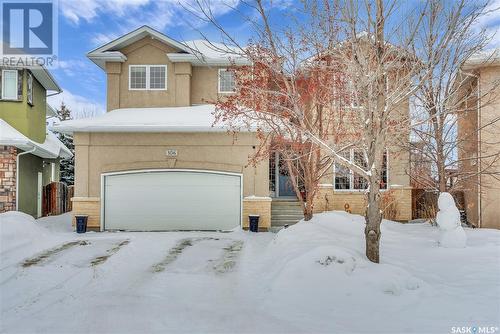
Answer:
[{"left": 104, "top": 171, "right": 241, "bottom": 231}]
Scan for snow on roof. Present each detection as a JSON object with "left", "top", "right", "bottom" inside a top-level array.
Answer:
[
  {"left": 168, "top": 40, "right": 249, "bottom": 65},
  {"left": 464, "top": 48, "right": 500, "bottom": 69},
  {"left": 87, "top": 25, "right": 249, "bottom": 68},
  {"left": 0, "top": 120, "right": 72, "bottom": 159},
  {"left": 184, "top": 40, "right": 242, "bottom": 59},
  {"left": 50, "top": 104, "right": 257, "bottom": 134}
]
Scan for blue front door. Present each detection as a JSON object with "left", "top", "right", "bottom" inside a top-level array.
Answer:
[
  {"left": 279, "top": 173, "right": 295, "bottom": 197},
  {"left": 277, "top": 153, "right": 296, "bottom": 197}
]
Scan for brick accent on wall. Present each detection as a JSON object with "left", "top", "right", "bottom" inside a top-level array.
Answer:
[
  {"left": 0, "top": 146, "right": 17, "bottom": 213},
  {"left": 313, "top": 185, "right": 412, "bottom": 222},
  {"left": 242, "top": 197, "right": 272, "bottom": 231}
]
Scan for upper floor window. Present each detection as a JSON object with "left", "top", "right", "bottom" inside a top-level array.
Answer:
[
  {"left": 334, "top": 149, "right": 388, "bottom": 191},
  {"left": 218, "top": 68, "right": 235, "bottom": 93},
  {"left": 1, "top": 69, "right": 18, "bottom": 100},
  {"left": 27, "top": 71, "right": 33, "bottom": 105},
  {"left": 129, "top": 65, "right": 167, "bottom": 90}
]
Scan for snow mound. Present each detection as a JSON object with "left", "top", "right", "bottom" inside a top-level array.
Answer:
[
  {"left": 264, "top": 211, "right": 424, "bottom": 305},
  {"left": 0, "top": 211, "right": 49, "bottom": 253},
  {"left": 36, "top": 212, "right": 74, "bottom": 233},
  {"left": 436, "top": 192, "right": 466, "bottom": 248}
]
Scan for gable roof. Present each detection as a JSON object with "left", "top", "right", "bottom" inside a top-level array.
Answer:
[
  {"left": 87, "top": 25, "right": 249, "bottom": 70},
  {"left": 88, "top": 25, "right": 193, "bottom": 55},
  {"left": 30, "top": 66, "right": 62, "bottom": 93}
]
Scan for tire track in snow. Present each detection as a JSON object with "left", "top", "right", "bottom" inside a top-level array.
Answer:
[
  {"left": 151, "top": 237, "right": 244, "bottom": 274},
  {"left": 90, "top": 239, "right": 130, "bottom": 267},
  {"left": 151, "top": 237, "right": 220, "bottom": 273},
  {"left": 211, "top": 240, "right": 244, "bottom": 274},
  {"left": 21, "top": 240, "right": 90, "bottom": 267}
]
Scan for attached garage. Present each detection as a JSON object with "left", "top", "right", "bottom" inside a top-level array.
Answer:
[{"left": 102, "top": 170, "right": 242, "bottom": 231}]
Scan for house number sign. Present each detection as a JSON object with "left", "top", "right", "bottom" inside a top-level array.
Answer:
[{"left": 166, "top": 149, "right": 178, "bottom": 157}]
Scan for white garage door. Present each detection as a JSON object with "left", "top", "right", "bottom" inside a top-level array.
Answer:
[{"left": 103, "top": 170, "right": 241, "bottom": 231}]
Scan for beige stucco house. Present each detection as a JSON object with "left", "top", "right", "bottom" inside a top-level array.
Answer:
[
  {"left": 457, "top": 49, "right": 500, "bottom": 230},
  {"left": 53, "top": 26, "right": 412, "bottom": 232}
]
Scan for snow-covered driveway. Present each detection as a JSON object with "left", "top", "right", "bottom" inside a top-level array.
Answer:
[
  {"left": 0, "top": 226, "right": 292, "bottom": 333},
  {"left": 1, "top": 211, "right": 499, "bottom": 334}
]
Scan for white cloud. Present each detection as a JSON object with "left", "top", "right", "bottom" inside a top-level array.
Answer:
[
  {"left": 475, "top": 0, "right": 500, "bottom": 49},
  {"left": 55, "top": 59, "right": 89, "bottom": 77},
  {"left": 48, "top": 90, "right": 105, "bottom": 119},
  {"left": 61, "top": 0, "right": 239, "bottom": 30},
  {"left": 477, "top": 0, "right": 500, "bottom": 28},
  {"left": 90, "top": 32, "right": 121, "bottom": 46},
  {"left": 60, "top": 0, "right": 151, "bottom": 24}
]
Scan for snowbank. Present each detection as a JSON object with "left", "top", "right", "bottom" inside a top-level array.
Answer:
[
  {"left": 36, "top": 212, "right": 74, "bottom": 233},
  {"left": 253, "top": 211, "right": 499, "bottom": 332},
  {"left": 0, "top": 211, "right": 49, "bottom": 254},
  {"left": 265, "top": 212, "right": 424, "bottom": 303}
]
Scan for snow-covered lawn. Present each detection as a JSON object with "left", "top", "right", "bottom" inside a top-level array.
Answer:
[{"left": 1, "top": 211, "right": 499, "bottom": 333}]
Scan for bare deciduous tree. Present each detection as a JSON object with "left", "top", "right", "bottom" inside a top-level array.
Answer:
[
  {"left": 408, "top": 0, "right": 500, "bottom": 193},
  {"left": 188, "top": 0, "right": 487, "bottom": 263}
]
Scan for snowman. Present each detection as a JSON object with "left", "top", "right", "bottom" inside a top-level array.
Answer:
[{"left": 436, "top": 192, "right": 467, "bottom": 248}]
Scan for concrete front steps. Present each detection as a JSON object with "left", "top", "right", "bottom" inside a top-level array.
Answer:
[{"left": 271, "top": 199, "right": 304, "bottom": 231}]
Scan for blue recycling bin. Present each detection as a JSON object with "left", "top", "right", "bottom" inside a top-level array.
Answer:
[
  {"left": 75, "top": 215, "right": 88, "bottom": 233},
  {"left": 248, "top": 215, "right": 260, "bottom": 232}
]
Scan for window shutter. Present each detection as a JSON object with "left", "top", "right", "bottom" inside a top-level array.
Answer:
[
  {"left": 17, "top": 70, "right": 23, "bottom": 101},
  {"left": 0, "top": 70, "right": 2, "bottom": 99}
]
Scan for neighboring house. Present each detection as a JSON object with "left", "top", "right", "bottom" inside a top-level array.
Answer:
[
  {"left": 0, "top": 65, "right": 72, "bottom": 218},
  {"left": 457, "top": 49, "right": 500, "bottom": 229},
  {"left": 53, "top": 26, "right": 412, "bottom": 232}
]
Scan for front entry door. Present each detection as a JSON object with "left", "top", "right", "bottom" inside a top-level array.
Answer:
[{"left": 277, "top": 153, "right": 296, "bottom": 197}]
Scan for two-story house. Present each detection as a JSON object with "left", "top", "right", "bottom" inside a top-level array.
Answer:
[
  {"left": 0, "top": 65, "right": 72, "bottom": 217},
  {"left": 53, "top": 26, "right": 412, "bottom": 231}
]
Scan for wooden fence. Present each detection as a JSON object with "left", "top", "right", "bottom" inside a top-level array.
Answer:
[{"left": 42, "top": 182, "right": 73, "bottom": 216}]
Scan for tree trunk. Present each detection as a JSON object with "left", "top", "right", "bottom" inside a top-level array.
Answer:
[
  {"left": 365, "top": 178, "right": 382, "bottom": 263},
  {"left": 303, "top": 190, "right": 315, "bottom": 221}
]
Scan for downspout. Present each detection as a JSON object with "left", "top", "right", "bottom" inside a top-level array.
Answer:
[
  {"left": 16, "top": 147, "right": 37, "bottom": 211},
  {"left": 459, "top": 69, "right": 481, "bottom": 227}
]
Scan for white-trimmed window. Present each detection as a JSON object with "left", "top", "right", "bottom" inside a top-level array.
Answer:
[
  {"left": 27, "top": 71, "right": 33, "bottom": 105},
  {"left": 129, "top": 65, "right": 167, "bottom": 90},
  {"left": 334, "top": 149, "right": 388, "bottom": 190},
  {"left": 218, "top": 68, "right": 235, "bottom": 93},
  {"left": 1, "top": 69, "right": 18, "bottom": 100}
]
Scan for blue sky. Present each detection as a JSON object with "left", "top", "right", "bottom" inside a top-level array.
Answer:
[
  {"left": 47, "top": 0, "right": 296, "bottom": 116},
  {"left": 47, "top": 0, "right": 500, "bottom": 116}
]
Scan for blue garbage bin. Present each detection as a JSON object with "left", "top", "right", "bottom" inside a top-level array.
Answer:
[
  {"left": 248, "top": 215, "right": 260, "bottom": 232},
  {"left": 75, "top": 215, "right": 88, "bottom": 233}
]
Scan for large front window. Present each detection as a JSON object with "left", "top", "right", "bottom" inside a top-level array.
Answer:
[
  {"left": 334, "top": 149, "right": 388, "bottom": 190},
  {"left": 129, "top": 65, "right": 167, "bottom": 90},
  {"left": 1, "top": 70, "right": 18, "bottom": 100}
]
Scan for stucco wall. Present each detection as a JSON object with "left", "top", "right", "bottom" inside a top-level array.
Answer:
[
  {"left": 478, "top": 66, "right": 500, "bottom": 229},
  {"left": 457, "top": 78, "right": 480, "bottom": 227},
  {"left": 105, "top": 37, "right": 226, "bottom": 110},
  {"left": 191, "top": 66, "right": 219, "bottom": 104},
  {"left": 73, "top": 131, "right": 269, "bottom": 228}
]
